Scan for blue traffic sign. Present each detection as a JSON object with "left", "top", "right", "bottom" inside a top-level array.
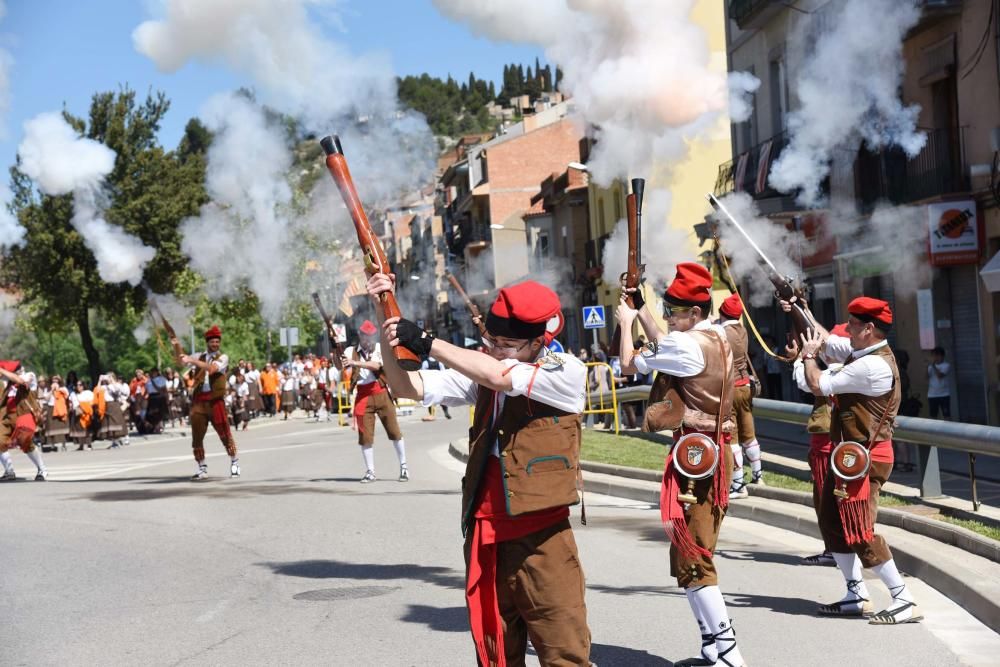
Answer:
[
  {"left": 582, "top": 305, "right": 606, "bottom": 329},
  {"left": 547, "top": 339, "right": 565, "bottom": 354}
]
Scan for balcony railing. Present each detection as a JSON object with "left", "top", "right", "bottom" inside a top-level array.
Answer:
[
  {"left": 855, "top": 127, "right": 967, "bottom": 210},
  {"left": 714, "top": 131, "right": 790, "bottom": 199}
]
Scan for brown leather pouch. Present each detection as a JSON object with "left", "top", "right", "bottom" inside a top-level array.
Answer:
[{"left": 643, "top": 373, "right": 684, "bottom": 432}]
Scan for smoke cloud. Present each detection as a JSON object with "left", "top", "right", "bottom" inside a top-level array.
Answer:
[
  {"left": 134, "top": 0, "right": 436, "bottom": 322},
  {"left": 713, "top": 192, "right": 811, "bottom": 306},
  {"left": 769, "top": 0, "right": 925, "bottom": 206},
  {"left": 17, "top": 112, "right": 155, "bottom": 284},
  {"left": 434, "top": 0, "right": 757, "bottom": 185},
  {"left": 136, "top": 292, "right": 195, "bottom": 345}
]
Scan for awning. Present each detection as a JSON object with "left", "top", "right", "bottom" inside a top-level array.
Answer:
[{"left": 980, "top": 249, "right": 1000, "bottom": 292}]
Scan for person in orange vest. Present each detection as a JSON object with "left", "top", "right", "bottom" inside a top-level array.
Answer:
[{"left": 179, "top": 325, "right": 240, "bottom": 480}]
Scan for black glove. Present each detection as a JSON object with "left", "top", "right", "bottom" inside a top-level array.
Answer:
[
  {"left": 632, "top": 284, "right": 645, "bottom": 310},
  {"left": 395, "top": 318, "right": 434, "bottom": 357}
]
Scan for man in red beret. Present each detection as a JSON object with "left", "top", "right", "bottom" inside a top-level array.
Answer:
[
  {"left": 368, "top": 273, "right": 591, "bottom": 666},
  {"left": 717, "top": 292, "right": 763, "bottom": 498},
  {"left": 342, "top": 319, "right": 407, "bottom": 483},
  {"left": 789, "top": 321, "right": 849, "bottom": 567},
  {"left": 784, "top": 295, "right": 921, "bottom": 625},
  {"left": 0, "top": 361, "right": 47, "bottom": 482},
  {"left": 179, "top": 325, "right": 239, "bottom": 480},
  {"left": 617, "top": 262, "right": 748, "bottom": 667}
]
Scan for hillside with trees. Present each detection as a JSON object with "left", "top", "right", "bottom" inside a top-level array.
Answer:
[{"left": 396, "top": 58, "right": 562, "bottom": 138}]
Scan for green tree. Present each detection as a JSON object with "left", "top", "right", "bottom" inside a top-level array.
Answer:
[{"left": 3, "top": 88, "right": 205, "bottom": 382}]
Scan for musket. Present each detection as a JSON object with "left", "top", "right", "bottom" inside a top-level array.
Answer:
[
  {"left": 311, "top": 292, "right": 345, "bottom": 371},
  {"left": 320, "top": 135, "right": 421, "bottom": 371},
  {"left": 148, "top": 299, "right": 186, "bottom": 368},
  {"left": 706, "top": 193, "right": 814, "bottom": 343},
  {"left": 444, "top": 271, "right": 487, "bottom": 336},
  {"left": 611, "top": 178, "right": 646, "bottom": 354}
]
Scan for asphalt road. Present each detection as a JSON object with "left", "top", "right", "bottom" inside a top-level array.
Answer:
[{"left": 2, "top": 412, "right": 998, "bottom": 666}]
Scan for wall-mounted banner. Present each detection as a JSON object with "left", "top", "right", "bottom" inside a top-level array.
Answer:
[{"left": 927, "top": 201, "right": 980, "bottom": 266}]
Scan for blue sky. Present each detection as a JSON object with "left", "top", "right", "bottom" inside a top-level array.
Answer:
[{"left": 1, "top": 0, "right": 542, "bottom": 168}]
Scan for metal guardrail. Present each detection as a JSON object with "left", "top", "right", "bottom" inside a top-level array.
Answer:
[{"left": 589, "top": 386, "right": 1000, "bottom": 510}]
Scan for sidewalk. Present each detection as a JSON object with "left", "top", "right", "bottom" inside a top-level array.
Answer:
[{"left": 449, "top": 436, "right": 1000, "bottom": 631}]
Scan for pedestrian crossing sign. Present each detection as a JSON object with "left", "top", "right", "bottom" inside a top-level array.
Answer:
[{"left": 582, "top": 305, "right": 606, "bottom": 329}]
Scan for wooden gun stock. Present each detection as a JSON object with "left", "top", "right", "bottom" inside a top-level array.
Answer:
[
  {"left": 611, "top": 178, "right": 646, "bottom": 355},
  {"left": 150, "top": 303, "right": 186, "bottom": 367},
  {"left": 311, "top": 292, "right": 344, "bottom": 371},
  {"left": 445, "top": 271, "right": 487, "bottom": 336},
  {"left": 768, "top": 273, "right": 813, "bottom": 345},
  {"left": 320, "top": 135, "right": 421, "bottom": 371}
]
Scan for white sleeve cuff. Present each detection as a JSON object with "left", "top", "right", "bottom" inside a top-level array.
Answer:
[{"left": 632, "top": 353, "right": 650, "bottom": 375}]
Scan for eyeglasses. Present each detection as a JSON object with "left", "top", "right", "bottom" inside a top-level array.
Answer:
[
  {"left": 481, "top": 335, "right": 531, "bottom": 356},
  {"left": 663, "top": 305, "right": 694, "bottom": 317}
]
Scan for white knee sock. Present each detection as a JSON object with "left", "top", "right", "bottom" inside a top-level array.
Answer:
[
  {"left": 730, "top": 444, "right": 744, "bottom": 488},
  {"left": 392, "top": 439, "right": 406, "bottom": 467},
  {"left": 872, "top": 559, "right": 914, "bottom": 610},
  {"left": 685, "top": 587, "right": 718, "bottom": 662},
  {"left": 691, "top": 585, "right": 745, "bottom": 667},
  {"left": 361, "top": 445, "right": 374, "bottom": 473},
  {"left": 743, "top": 439, "right": 762, "bottom": 477},
  {"left": 0, "top": 451, "right": 13, "bottom": 474},
  {"left": 25, "top": 448, "right": 45, "bottom": 473},
  {"left": 832, "top": 552, "right": 869, "bottom": 603}
]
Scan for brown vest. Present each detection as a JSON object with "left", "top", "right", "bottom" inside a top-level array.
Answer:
[
  {"left": 0, "top": 382, "right": 41, "bottom": 425},
  {"left": 677, "top": 328, "right": 735, "bottom": 434},
  {"left": 462, "top": 387, "right": 581, "bottom": 535},
  {"left": 192, "top": 353, "right": 228, "bottom": 400},
  {"left": 722, "top": 321, "right": 750, "bottom": 385},
  {"left": 830, "top": 344, "right": 900, "bottom": 444}
]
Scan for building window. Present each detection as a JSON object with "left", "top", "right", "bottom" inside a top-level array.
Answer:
[{"left": 769, "top": 56, "right": 788, "bottom": 134}]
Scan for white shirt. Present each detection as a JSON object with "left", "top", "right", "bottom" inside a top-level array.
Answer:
[
  {"left": 420, "top": 352, "right": 586, "bottom": 457},
  {"left": 632, "top": 319, "right": 726, "bottom": 377},
  {"left": 281, "top": 375, "right": 297, "bottom": 391},
  {"left": 236, "top": 381, "right": 250, "bottom": 399},
  {"left": 347, "top": 345, "right": 382, "bottom": 386},
  {"left": 800, "top": 335, "right": 894, "bottom": 397},
  {"left": 927, "top": 361, "right": 951, "bottom": 398}
]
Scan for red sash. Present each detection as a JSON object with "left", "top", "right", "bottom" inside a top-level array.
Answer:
[
  {"left": 838, "top": 439, "right": 893, "bottom": 544},
  {"left": 659, "top": 429, "right": 731, "bottom": 562},
  {"left": 467, "top": 457, "right": 567, "bottom": 667},
  {"left": 353, "top": 381, "right": 384, "bottom": 433},
  {"left": 808, "top": 434, "right": 833, "bottom": 493}
]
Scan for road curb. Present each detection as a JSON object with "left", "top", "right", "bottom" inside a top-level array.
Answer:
[{"left": 449, "top": 437, "right": 1000, "bottom": 631}]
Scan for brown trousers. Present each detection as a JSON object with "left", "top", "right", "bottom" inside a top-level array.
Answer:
[
  {"left": 358, "top": 391, "right": 401, "bottom": 446},
  {"left": 818, "top": 459, "right": 893, "bottom": 567},
  {"left": 671, "top": 444, "right": 733, "bottom": 588},
  {"left": 190, "top": 399, "right": 237, "bottom": 461},
  {"left": 730, "top": 384, "right": 756, "bottom": 443},
  {"left": 464, "top": 519, "right": 590, "bottom": 666}
]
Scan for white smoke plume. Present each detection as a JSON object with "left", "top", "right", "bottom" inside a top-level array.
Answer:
[
  {"left": 133, "top": 0, "right": 395, "bottom": 130},
  {"left": 136, "top": 292, "right": 195, "bottom": 346},
  {"left": 134, "top": 0, "right": 436, "bottom": 321},
  {"left": 600, "top": 187, "right": 693, "bottom": 291},
  {"left": 434, "top": 0, "right": 757, "bottom": 185},
  {"left": 17, "top": 112, "right": 155, "bottom": 284},
  {"left": 0, "top": 181, "right": 22, "bottom": 247},
  {"left": 713, "top": 192, "right": 811, "bottom": 307},
  {"left": 769, "top": 0, "right": 925, "bottom": 207},
  {"left": 180, "top": 93, "right": 294, "bottom": 323}
]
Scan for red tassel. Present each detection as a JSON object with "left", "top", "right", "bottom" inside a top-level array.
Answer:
[{"left": 660, "top": 453, "right": 713, "bottom": 561}]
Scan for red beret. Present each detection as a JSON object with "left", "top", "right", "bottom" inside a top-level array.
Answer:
[
  {"left": 203, "top": 325, "right": 222, "bottom": 340},
  {"left": 848, "top": 296, "right": 892, "bottom": 328},
  {"left": 720, "top": 293, "right": 743, "bottom": 319},
  {"left": 359, "top": 320, "right": 378, "bottom": 336},
  {"left": 665, "top": 262, "right": 713, "bottom": 307},
  {"left": 829, "top": 322, "right": 850, "bottom": 338},
  {"left": 0, "top": 360, "right": 20, "bottom": 373},
  {"left": 487, "top": 280, "right": 561, "bottom": 339}
]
